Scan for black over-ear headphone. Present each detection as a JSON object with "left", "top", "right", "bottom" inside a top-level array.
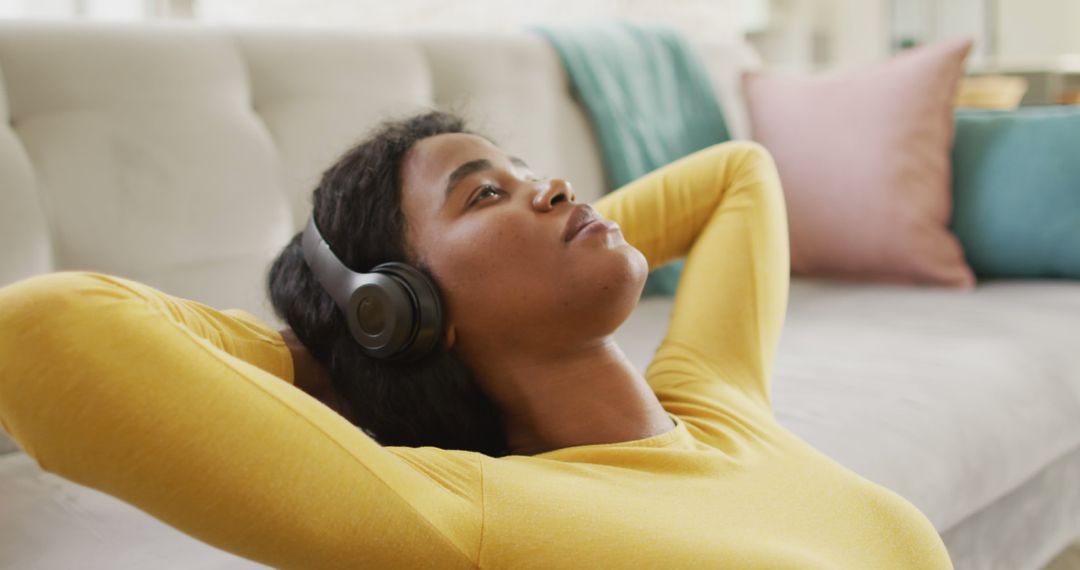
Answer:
[{"left": 300, "top": 215, "right": 445, "bottom": 362}]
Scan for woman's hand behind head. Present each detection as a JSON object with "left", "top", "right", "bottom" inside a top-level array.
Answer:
[{"left": 278, "top": 327, "right": 356, "bottom": 423}]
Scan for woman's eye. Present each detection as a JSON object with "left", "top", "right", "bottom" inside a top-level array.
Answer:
[{"left": 470, "top": 184, "right": 503, "bottom": 206}]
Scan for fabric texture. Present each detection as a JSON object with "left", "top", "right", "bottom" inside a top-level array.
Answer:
[
  {"left": 0, "top": 142, "right": 953, "bottom": 569},
  {"left": 743, "top": 38, "right": 977, "bottom": 289},
  {"left": 531, "top": 20, "right": 731, "bottom": 296},
  {"left": 949, "top": 106, "right": 1080, "bottom": 279}
]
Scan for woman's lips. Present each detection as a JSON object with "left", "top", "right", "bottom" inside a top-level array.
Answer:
[
  {"left": 563, "top": 204, "right": 599, "bottom": 242},
  {"left": 570, "top": 219, "right": 618, "bottom": 241}
]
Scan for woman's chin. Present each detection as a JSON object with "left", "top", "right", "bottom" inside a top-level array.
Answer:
[
  {"left": 569, "top": 250, "right": 648, "bottom": 325},
  {"left": 614, "top": 244, "right": 650, "bottom": 294}
]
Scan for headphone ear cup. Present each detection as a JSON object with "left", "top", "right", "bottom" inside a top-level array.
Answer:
[
  {"left": 364, "top": 261, "right": 444, "bottom": 362},
  {"left": 342, "top": 271, "right": 413, "bottom": 360},
  {"left": 301, "top": 213, "right": 443, "bottom": 362}
]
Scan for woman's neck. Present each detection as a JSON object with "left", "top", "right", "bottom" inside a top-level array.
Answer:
[{"left": 466, "top": 335, "right": 674, "bottom": 456}]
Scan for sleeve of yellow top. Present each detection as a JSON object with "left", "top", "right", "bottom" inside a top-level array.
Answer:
[
  {"left": 591, "top": 141, "right": 790, "bottom": 413},
  {"left": 0, "top": 271, "right": 482, "bottom": 569}
]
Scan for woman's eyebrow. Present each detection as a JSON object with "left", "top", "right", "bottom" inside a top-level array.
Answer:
[{"left": 443, "top": 156, "right": 532, "bottom": 205}]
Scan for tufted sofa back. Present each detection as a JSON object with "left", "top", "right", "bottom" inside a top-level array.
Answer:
[{"left": 0, "top": 21, "right": 759, "bottom": 327}]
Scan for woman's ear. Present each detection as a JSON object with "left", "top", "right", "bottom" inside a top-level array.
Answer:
[{"left": 443, "top": 323, "right": 456, "bottom": 350}]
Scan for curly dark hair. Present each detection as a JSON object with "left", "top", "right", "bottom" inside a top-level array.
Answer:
[{"left": 266, "top": 109, "right": 510, "bottom": 458}]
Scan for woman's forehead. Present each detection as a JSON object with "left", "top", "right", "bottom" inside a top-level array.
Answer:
[
  {"left": 403, "top": 133, "right": 517, "bottom": 206},
  {"left": 410, "top": 133, "right": 499, "bottom": 175}
]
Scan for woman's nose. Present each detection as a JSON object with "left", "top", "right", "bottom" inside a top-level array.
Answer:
[{"left": 532, "top": 178, "right": 575, "bottom": 210}]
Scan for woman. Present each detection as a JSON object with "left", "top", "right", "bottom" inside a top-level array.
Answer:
[{"left": 0, "top": 111, "right": 953, "bottom": 569}]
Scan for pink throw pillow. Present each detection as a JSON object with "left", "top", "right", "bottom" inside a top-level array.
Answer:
[{"left": 743, "top": 38, "right": 977, "bottom": 289}]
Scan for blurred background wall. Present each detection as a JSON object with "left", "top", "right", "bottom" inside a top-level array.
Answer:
[{"left": 2, "top": 0, "right": 1078, "bottom": 105}]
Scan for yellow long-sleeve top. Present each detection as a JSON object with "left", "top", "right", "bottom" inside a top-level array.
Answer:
[{"left": 0, "top": 141, "right": 953, "bottom": 569}]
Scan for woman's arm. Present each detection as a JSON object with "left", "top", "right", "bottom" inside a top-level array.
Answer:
[
  {"left": 0, "top": 271, "right": 482, "bottom": 569},
  {"left": 592, "top": 141, "right": 790, "bottom": 414}
]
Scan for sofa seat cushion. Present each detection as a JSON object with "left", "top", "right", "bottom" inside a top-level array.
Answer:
[
  {"left": 0, "top": 451, "right": 261, "bottom": 568},
  {"left": 615, "top": 276, "right": 1080, "bottom": 533}
]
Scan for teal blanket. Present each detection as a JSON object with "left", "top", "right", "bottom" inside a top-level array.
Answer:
[{"left": 531, "top": 20, "right": 731, "bottom": 296}]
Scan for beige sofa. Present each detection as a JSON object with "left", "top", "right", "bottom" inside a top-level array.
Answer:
[{"left": 1, "top": 21, "right": 1079, "bottom": 570}]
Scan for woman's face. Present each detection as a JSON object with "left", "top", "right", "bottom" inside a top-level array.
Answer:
[{"left": 399, "top": 133, "right": 648, "bottom": 359}]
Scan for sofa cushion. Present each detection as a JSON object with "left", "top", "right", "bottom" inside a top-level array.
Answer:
[
  {"left": 950, "top": 106, "right": 1080, "bottom": 279},
  {"left": 742, "top": 38, "right": 976, "bottom": 289},
  {"left": 235, "top": 30, "right": 435, "bottom": 231},
  {"left": 0, "top": 451, "right": 262, "bottom": 568},
  {"left": 0, "top": 60, "right": 51, "bottom": 287},
  {"left": 0, "top": 23, "right": 293, "bottom": 321},
  {"left": 0, "top": 429, "right": 16, "bottom": 455}
]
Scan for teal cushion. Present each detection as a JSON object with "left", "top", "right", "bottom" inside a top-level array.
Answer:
[{"left": 949, "top": 107, "right": 1080, "bottom": 279}]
